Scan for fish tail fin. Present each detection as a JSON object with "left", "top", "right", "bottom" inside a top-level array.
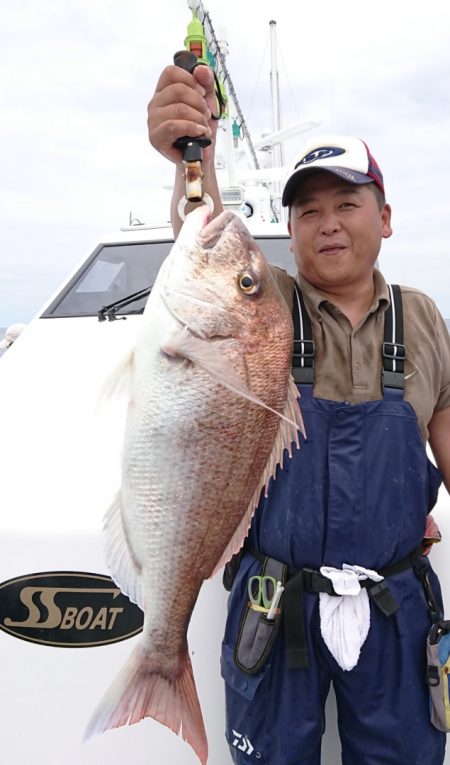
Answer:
[{"left": 84, "top": 642, "right": 208, "bottom": 765}]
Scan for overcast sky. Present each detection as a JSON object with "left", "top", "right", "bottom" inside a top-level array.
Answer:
[{"left": 1, "top": 0, "right": 450, "bottom": 327}]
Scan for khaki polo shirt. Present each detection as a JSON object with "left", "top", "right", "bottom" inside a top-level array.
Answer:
[{"left": 271, "top": 266, "right": 450, "bottom": 442}]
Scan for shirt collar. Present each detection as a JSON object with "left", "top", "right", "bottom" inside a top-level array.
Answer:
[{"left": 296, "top": 269, "right": 390, "bottom": 321}]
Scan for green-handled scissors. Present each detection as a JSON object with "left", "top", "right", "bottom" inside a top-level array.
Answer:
[{"left": 248, "top": 575, "right": 278, "bottom": 611}]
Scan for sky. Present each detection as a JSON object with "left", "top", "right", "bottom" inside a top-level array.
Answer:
[{"left": 1, "top": 0, "right": 450, "bottom": 327}]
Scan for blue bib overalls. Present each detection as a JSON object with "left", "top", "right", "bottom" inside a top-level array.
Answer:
[{"left": 221, "top": 285, "right": 446, "bottom": 765}]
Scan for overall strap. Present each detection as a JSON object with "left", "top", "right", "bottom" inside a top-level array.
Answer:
[
  {"left": 292, "top": 281, "right": 407, "bottom": 399},
  {"left": 292, "top": 282, "right": 314, "bottom": 394},
  {"left": 382, "top": 284, "right": 407, "bottom": 399}
]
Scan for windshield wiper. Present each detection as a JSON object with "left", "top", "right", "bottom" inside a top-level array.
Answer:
[{"left": 97, "top": 286, "right": 152, "bottom": 322}]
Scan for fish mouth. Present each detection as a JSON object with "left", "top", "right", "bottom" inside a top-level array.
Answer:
[
  {"left": 161, "top": 210, "right": 255, "bottom": 332},
  {"left": 197, "top": 211, "right": 244, "bottom": 249}
]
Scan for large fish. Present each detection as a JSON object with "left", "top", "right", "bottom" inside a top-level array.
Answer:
[{"left": 85, "top": 205, "right": 304, "bottom": 763}]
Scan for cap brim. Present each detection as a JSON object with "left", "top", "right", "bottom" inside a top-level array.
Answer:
[{"left": 282, "top": 166, "right": 375, "bottom": 207}]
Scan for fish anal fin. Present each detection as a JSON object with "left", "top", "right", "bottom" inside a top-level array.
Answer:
[
  {"left": 85, "top": 644, "right": 208, "bottom": 765},
  {"left": 210, "top": 375, "right": 304, "bottom": 577},
  {"left": 103, "top": 492, "right": 143, "bottom": 609}
]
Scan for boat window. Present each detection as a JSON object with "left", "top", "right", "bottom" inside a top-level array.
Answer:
[
  {"left": 258, "top": 237, "right": 293, "bottom": 272},
  {"left": 42, "top": 241, "right": 174, "bottom": 318},
  {"left": 42, "top": 236, "right": 293, "bottom": 318}
]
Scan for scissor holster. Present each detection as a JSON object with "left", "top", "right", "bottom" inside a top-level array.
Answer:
[{"left": 234, "top": 557, "right": 287, "bottom": 674}]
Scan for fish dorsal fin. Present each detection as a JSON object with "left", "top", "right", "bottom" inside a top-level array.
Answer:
[
  {"left": 162, "top": 326, "right": 301, "bottom": 431},
  {"left": 210, "top": 375, "right": 304, "bottom": 577},
  {"left": 103, "top": 492, "right": 143, "bottom": 608}
]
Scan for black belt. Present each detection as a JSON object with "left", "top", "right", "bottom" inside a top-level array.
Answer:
[{"left": 249, "top": 545, "right": 431, "bottom": 670}]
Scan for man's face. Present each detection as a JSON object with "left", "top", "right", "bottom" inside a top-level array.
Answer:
[{"left": 287, "top": 172, "right": 392, "bottom": 293}]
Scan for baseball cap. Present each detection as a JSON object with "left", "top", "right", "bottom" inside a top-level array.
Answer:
[{"left": 282, "top": 135, "right": 385, "bottom": 207}]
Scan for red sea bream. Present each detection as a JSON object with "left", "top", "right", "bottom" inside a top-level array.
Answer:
[{"left": 85, "top": 206, "right": 303, "bottom": 763}]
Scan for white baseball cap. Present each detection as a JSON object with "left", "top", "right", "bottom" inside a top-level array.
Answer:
[{"left": 282, "top": 134, "right": 385, "bottom": 207}]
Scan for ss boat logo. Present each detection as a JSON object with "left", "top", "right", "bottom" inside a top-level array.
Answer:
[{"left": 0, "top": 571, "right": 144, "bottom": 647}]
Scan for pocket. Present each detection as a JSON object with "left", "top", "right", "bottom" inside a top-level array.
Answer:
[
  {"left": 221, "top": 642, "right": 269, "bottom": 701},
  {"left": 223, "top": 552, "right": 286, "bottom": 674},
  {"left": 234, "top": 557, "right": 286, "bottom": 674},
  {"left": 234, "top": 606, "right": 282, "bottom": 674},
  {"left": 221, "top": 643, "right": 269, "bottom": 764}
]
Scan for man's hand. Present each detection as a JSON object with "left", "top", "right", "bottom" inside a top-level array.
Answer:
[{"left": 147, "top": 64, "right": 218, "bottom": 165}]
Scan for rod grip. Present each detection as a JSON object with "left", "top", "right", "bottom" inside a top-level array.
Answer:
[
  {"left": 172, "top": 50, "right": 211, "bottom": 153},
  {"left": 173, "top": 49, "right": 198, "bottom": 73}
]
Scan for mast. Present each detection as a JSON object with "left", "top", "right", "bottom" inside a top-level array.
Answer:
[{"left": 269, "top": 20, "right": 284, "bottom": 170}]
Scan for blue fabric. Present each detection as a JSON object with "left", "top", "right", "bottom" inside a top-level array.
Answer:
[{"left": 221, "top": 386, "right": 446, "bottom": 764}]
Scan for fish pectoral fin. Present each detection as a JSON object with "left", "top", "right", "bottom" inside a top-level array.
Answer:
[
  {"left": 162, "top": 327, "right": 300, "bottom": 429},
  {"left": 98, "top": 348, "right": 134, "bottom": 404},
  {"left": 161, "top": 327, "right": 255, "bottom": 398},
  {"left": 103, "top": 492, "right": 143, "bottom": 609},
  {"left": 210, "top": 375, "right": 305, "bottom": 577}
]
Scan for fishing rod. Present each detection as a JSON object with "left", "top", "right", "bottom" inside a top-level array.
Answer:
[
  {"left": 188, "top": 0, "right": 260, "bottom": 171},
  {"left": 174, "top": 2, "right": 261, "bottom": 219}
]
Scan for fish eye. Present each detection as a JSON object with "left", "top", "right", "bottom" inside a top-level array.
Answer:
[{"left": 238, "top": 272, "right": 259, "bottom": 295}]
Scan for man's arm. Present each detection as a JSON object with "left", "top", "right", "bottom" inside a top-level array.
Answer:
[
  {"left": 147, "top": 63, "right": 224, "bottom": 238},
  {"left": 428, "top": 406, "right": 450, "bottom": 492}
]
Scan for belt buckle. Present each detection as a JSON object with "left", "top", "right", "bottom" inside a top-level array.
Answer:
[
  {"left": 302, "top": 567, "right": 329, "bottom": 595},
  {"left": 367, "top": 580, "right": 399, "bottom": 617}
]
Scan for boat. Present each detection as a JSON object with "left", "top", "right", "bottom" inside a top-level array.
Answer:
[
  {"left": 0, "top": 6, "right": 297, "bottom": 762},
  {"left": 1, "top": 4, "right": 449, "bottom": 764},
  {"left": 0, "top": 220, "right": 294, "bottom": 765}
]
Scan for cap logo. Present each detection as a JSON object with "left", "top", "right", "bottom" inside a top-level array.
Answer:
[{"left": 296, "top": 146, "right": 346, "bottom": 168}]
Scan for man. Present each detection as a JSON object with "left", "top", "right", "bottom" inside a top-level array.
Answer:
[{"left": 147, "top": 63, "right": 450, "bottom": 764}]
